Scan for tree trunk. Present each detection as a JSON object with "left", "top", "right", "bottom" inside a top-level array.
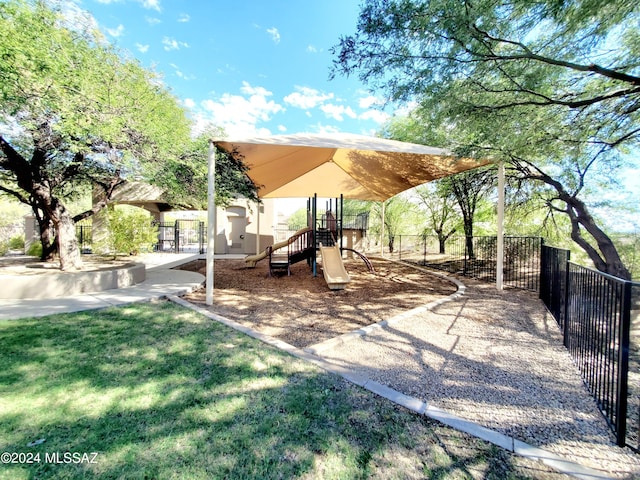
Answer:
[
  {"left": 35, "top": 215, "right": 56, "bottom": 261},
  {"left": 518, "top": 161, "right": 632, "bottom": 280},
  {"left": 464, "top": 225, "right": 474, "bottom": 260},
  {"left": 563, "top": 195, "right": 631, "bottom": 280},
  {"left": 438, "top": 237, "right": 446, "bottom": 254},
  {"left": 34, "top": 187, "right": 83, "bottom": 271},
  {"left": 436, "top": 228, "right": 456, "bottom": 254},
  {"left": 51, "top": 205, "right": 82, "bottom": 271}
]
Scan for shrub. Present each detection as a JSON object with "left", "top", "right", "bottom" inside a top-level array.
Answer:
[
  {"left": 8, "top": 235, "right": 24, "bottom": 250},
  {"left": 98, "top": 208, "right": 158, "bottom": 256},
  {"left": 26, "top": 241, "right": 42, "bottom": 257}
]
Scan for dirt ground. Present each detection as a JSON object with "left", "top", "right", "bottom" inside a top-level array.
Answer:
[{"left": 180, "top": 257, "right": 458, "bottom": 348}]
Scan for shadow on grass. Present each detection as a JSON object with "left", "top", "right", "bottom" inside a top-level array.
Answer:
[{"left": 0, "top": 301, "right": 557, "bottom": 479}]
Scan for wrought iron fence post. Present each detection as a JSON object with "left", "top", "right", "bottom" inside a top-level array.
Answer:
[
  {"left": 423, "top": 234, "right": 427, "bottom": 265},
  {"left": 199, "top": 221, "right": 205, "bottom": 254},
  {"left": 616, "top": 280, "right": 632, "bottom": 447},
  {"left": 563, "top": 250, "right": 571, "bottom": 348},
  {"left": 463, "top": 236, "right": 469, "bottom": 276},
  {"left": 539, "top": 239, "right": 546, "bottom": 301},
  {"left": 174, "top": 220, "right": 180, "bottom": 253}
]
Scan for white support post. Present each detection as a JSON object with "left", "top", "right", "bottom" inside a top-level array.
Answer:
[
  {"left": 256, "top": 201, "right": 261, "bottom": 255},
  {"left": 496, "top": 161, "right": 505, "bottom": 291},
  {"left": 380, "top": 200, "right": 385, "bottom": 256},
  {"left": 206, "top": 140, "right": 216, "bottom": 305}
]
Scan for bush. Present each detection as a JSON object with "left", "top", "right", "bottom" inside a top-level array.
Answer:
[
  {"left": 0, "top": 240, "right": 8, "bottom": 256},
  {"left": 26, "top": 242, "right": 42, "bottom": 257},
  {"left": 8, "top": 235, "right": 24, "bottom": 250},
  {"left": 98, "top": 208, "right": 158, "bottom": 256}
]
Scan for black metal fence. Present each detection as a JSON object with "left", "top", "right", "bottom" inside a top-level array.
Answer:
[
  {"left": 387, "top": 235, "right": 542, "bottom": 291},
  {"left": 75, "top": 220, "right": 206, "bottom": 254},
  {"left": 155, "top": 220, "right": 205, "bottom": 254},
  {"left": 539, "top": 244, "right": 571, "bottom": 330},
  {"left": 76, "top": 223, "right": 92, "bottom": 253},
  {"left": 567, "top": 263, "right": 632, "bottom": 447},
  {"left": 540, "top": 244, "right": 637, "bottom": 448},
  {"left": 390, "top": 235, "right": 638, "bottom": 447}
]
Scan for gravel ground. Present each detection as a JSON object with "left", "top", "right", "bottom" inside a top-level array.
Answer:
[{"left": 181, "top": 257, "right": 640, "bottom": 478}]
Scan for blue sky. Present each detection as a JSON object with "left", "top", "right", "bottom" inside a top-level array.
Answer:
[
  {"left": 67, "top": 0, "right": 390, "bottom": 138},
  {"left": 60, "top": 0, "right": 637, "bottom": 227}
]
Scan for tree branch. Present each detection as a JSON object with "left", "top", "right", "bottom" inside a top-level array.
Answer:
[
  {"left": 0, "top": 184, "right": 29, "bottom": 204},
  {"left": 471, "top": 24, "right": 640, "bottom": 86}
]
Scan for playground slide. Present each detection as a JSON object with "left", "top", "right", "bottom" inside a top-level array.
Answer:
[
  {"left": 319, "top": 244, "right": 351, "bottom": 290},
  {"left": 244, "top": 227, "right": 311, "bottom": 267}
]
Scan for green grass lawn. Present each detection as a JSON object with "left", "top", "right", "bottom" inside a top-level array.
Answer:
[{"left": 0, "top": 300, "right": 558, "bottom": 479}]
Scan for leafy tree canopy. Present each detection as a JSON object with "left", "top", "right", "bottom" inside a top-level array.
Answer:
[
  {"left": 0, "top": 0, "right": 257, "bottom": 269},
  {"left": 334, "top": 0, "right": 639, "bottom": 147},
  {"left": 333, "top": 0, "right": 638, "bottom": 279}
]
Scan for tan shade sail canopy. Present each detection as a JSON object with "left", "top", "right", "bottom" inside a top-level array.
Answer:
[{"left": 213, "top": 133, "right": 489, "bottom": 201}]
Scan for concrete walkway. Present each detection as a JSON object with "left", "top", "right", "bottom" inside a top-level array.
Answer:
[{"left": 0, "top": 253, "right": 206, "bottom": 321}]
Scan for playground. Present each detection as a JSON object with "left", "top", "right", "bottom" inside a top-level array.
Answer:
[{"left": 180, "top": 256, "right": 457, "bottom": 348}]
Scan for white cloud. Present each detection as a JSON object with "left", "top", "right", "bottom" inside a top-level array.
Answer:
[
  {"left": 320, "top": 104, "right": 357, "bottom": 122},
  {"left": 145, "top": 16, "right": 161, "bottom": 25},
  {"left": 141, "top": 0, "right": 161, "bottom": 12},
  {"left": 162, "top": 36, "right": 189, "bottom": 51},
  {"left": 56, "top": 1, "right": 101, "bottom": 36},
  {"left": 106, "top": 24, "right": 124, "bottom": 37},
  {"left": 95, "top": 0, "right": 160, "bottom": 11},
  {"left": 306, "top": 45, "right": 318, "bottom": 53},
  {"left": 284, "top": 86, "right": 333, "bottom": 110},
  {"left": 169, "top": 63, "right": 195, "bottom": 80},
  {"left": 277, "top": 125, "right": 287, "bottom": 132},
  {"left": 196, "top": 82, "right": 284, "bottom": 137},
  {"left": 266, "top": 27, "right": 280, "bottom": 44},
  {"left": 183, "top": 98, "right": 196, "bottom": 109},
  {"left": 312, "top": 123, "right": 341, "bottom": 134},
  {"left": 359, "top": 95, "right": 381, "bottom": 109},
  {"left": 359, "top": 109, "right": 390, "bottom": 124},
  {"left": 136, "top": 43, "right": 149, "bottom": 53},
  {"left": 178, "top": 13, "right": 190, "bottom": 23},
  {"left": 176, "top": 71, "right": 195, "bottom": 80}
]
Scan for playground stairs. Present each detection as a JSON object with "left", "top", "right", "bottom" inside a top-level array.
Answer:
[{"left": 268, "top": 229, "right": 314, "bottom": 276}]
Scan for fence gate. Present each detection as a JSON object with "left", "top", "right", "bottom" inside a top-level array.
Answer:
[{"left": 155, "top": 220, "right": 205, "bottom": 254}]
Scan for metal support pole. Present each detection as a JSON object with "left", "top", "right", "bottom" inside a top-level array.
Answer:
[
  {"left": 256, "top": 200, "right": 261, "bottom": 255},
  {"left": 312, "top": 193, "right": 317, "bottom": 277},
  {"left": 380, "top": 201, "right": 385, "bottom": 256},
  {"left": 339, "top": 194, "right": 344, "bottom": 253},
  {"left": 205, "top": 140, "right": 216, "bottom": 306}
]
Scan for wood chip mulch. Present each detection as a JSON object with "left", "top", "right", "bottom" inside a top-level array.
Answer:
[{"left": 180, "top": 257, "right": 457, "bottom": 348}]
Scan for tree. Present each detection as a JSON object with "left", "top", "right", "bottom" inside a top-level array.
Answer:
[
  {"left": 440, "top": 168, "right": 495, "bottom": 259},
  {"left": 0, "top": 0, "right": 189, "bottom": 269},
  {"left": 0, "top": 1, "right": 257, "bottom": 270},
  {"left": 413, "top": 183, "right": 460, "bottom": 254},
  {"left": 287, "top": 208, "right": 309, "bottom": 230},
  {"left": 369, "top": 195, "right": 421, "bottom": 253},
  {"left": 332, "top": 0, "right": 638, "bottom": 279},
  {"left": 156, "top": 130, "right": 260, "bottom": 210},
  {"left": 381, "top": 114, "right": 492, "bottom": 255}
]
